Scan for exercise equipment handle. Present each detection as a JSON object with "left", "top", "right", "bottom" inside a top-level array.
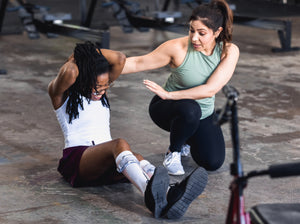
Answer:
[{"left": 269, "top": 162, "right": 300, "bottom": 178}]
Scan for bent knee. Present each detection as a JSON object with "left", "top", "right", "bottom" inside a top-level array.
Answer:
[
  {"left": 202, "top": 158, "right": 224, "bottom": 171},
  {"left": 193, "top": 156, "right": 224, "bottom": 171},
  {"left": 205, "top": 163, "right": 222, "bottom": 171},
  {"left": 112, "top": 139, "right": 144, "bottom": 161},
  {"left": 114, "top": 138, "right": 130, "bottom": 148},
  {"left": 112, "top": 138, "right": 131, "bottom": 153}
]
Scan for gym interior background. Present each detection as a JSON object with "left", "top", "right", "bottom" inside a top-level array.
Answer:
[{"left": 0, "top": 0, "right": 299, "bottom": 223}]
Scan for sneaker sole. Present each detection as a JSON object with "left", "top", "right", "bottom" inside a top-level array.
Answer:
[
  {"left": 150, "top": 166, "right": 170, "bottom": 218},
  {"left": 164, "top": 167, "right": 208, "bottom": 219}
]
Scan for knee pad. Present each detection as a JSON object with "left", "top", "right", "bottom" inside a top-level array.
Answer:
[{"left": 116, "top": 151, "right": 139, "bottom": 173}]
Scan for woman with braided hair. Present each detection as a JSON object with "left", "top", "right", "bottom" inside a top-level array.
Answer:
[
  {"left": 48, "top": 41, "right": 208, "bottom": 219},
  {"left": 122, "top": 0, "right": 239, "bottom": 175}
]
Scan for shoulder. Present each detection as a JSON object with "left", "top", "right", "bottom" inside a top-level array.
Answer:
[
  {"left": 163, "top": 36, "right": 188, "bottom": 51},
  {"left": 226, "top": 43, "right": 239, "bottom": 55},
  {"left": 163, "top": 36, "right": 189, "bottom": 67},
  {"left": 221, "top": 42, "right": 239, "bottom": 60}
]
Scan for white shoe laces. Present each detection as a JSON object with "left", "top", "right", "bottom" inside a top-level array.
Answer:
[{"left": 165, "top": 152, "right": 181, "bottom": 166}]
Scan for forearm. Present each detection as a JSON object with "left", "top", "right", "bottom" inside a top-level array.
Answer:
[
  {"left": 101, "top": 49, "right": 126, "bottom": 82},
  {"left": 121, "top": 41, "right": 175, "bottom": 74},
  {"left": 166, "top": 84, "right": 215, "bottom": 100},
  {"left": 122, "top": 56, "right": 150, "bottom": 74},
  {"left": 165, "top": 69, "right": 234, "bottom": 100},
  {"left": 143, "top": 79, "right": 215, "bottom": 101}
]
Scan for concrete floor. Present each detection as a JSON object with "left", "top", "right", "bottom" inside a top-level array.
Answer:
[{"left": 0, "top": 1, "right": 300, "bottom": 223}]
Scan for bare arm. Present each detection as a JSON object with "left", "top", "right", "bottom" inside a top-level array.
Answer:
[
  {"left": 48, "top": 55, "right": 79, "bottom": 110},
  {"left": 144, "top": 43, "right": 240, "bottom": 100},
  {"left": 121, "top": 37, "right": 187, "bottom": 74},
  {"left": 100, "top": 49, "right": 126, "bottom": 82}
]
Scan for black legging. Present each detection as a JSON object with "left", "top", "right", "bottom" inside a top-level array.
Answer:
[{"left": 149, "top": 95, "right": 225, "bottom": 171}]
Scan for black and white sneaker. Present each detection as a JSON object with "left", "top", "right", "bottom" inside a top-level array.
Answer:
[
  {"left": 163, "top": 166, "right": 208, "bottom": 219},
  {"left": 144, "top": 166, "right": 169, "bottom": 218}
]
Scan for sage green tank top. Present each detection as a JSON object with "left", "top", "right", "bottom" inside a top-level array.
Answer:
[{"left": 164, "top": 41, "right": 222, "bottom": 119}]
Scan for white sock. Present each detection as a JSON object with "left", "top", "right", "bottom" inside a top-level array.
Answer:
[
  {"left": 140, "top": 160, "right": 155, "bottom": 179},
  {"left": 115, "top": 151, "right": 148, "bottom": 194}
]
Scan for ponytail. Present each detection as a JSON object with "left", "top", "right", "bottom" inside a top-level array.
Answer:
[
  {"left": 212, "top": 0, "right": 233, "bottom": 48},
  {"left": 189, "top": 0, "right": 233, "bottom": 53}
]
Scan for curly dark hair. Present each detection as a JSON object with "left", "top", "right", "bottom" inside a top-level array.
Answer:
[{"left": 66, "top": 41, "right": 110, "bottom": 123}]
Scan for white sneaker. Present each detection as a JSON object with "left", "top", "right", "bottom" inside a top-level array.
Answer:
[
  {"left": 163, "top": 151, "right": 185, "bottom": 175},
  {"left": 181, "top": 144, "right": 190, "bottom": 157}
]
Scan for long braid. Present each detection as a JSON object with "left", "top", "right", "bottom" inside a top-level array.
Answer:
[{"left": 66, "top": 41, "right": 110, "bottom": 123}]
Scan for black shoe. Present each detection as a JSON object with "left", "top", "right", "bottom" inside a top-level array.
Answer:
[
  {"left": 163, "top": 167, "right": 208, "bottom": 219},
  {"left": 144, "top": 166, "right": 169, "bottom": 218}
]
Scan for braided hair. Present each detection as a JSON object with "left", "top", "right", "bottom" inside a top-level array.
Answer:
[{"left": 66, "top": 41, "right": 110, "bottom": 123}]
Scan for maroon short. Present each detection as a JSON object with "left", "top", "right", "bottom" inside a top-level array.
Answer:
[
  {"left": 57, "top": 146, "right": 89, "bottom": 187},
  {"left": 57, "top": 145, "right": 129, "bottom": 187}
]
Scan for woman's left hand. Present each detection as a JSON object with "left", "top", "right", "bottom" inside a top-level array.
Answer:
[{"left": 143, "top": 79, "right": 170, "bottom": 100}]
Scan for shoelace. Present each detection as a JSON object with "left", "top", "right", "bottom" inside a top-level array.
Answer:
[{"left": 165, "top": 152, "right": 181, "bottom": 165}]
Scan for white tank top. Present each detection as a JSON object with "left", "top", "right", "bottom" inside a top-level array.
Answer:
[{"left": 55, "top": 96, "right": 112, "bottom": 148}]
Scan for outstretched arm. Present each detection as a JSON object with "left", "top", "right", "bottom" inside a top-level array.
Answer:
[
  {"left": 144, "top": 43, "right": 240, "bottom": 100},
  {"left": 121, "top": 37, "right": 187, "bottom": 74}
]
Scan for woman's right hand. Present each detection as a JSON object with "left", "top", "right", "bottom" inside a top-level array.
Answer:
[{"left": 143, "top": 79, "right": 170, "bottom": 100}]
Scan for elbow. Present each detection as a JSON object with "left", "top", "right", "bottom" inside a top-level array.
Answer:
[
  {"left": 202, "top": 82, "right": 225, "bottom": 98},
  {"left": 62, "top": 65, "right": 78, "bottom": 86},
  {"left": 204, "top": 87, "right": 219, "bottom": 98},
  {"left": 68, "top": 67, "right": 79, "bottom": 81},
  {"left": 117, "top": 52, "right": 126, "bottom": 68},
  {"left": 205, "top": 90, "right": 216, "bottom": 98}
]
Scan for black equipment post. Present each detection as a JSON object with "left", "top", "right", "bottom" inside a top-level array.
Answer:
[{"left": 0, "top": 0, "right": 8, "bottom": 74}]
